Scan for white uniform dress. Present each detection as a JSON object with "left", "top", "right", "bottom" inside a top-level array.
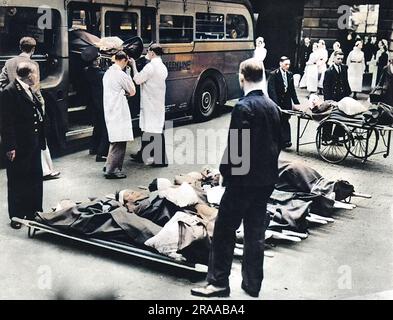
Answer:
[
  {"left": 133, "top": 57, "right": 168, "bottom": 134},
  {"left": 347, "top": 48, "right": 365, "bottom": 93},
  {"left": 254, "top": 46, "right": 269, "bottom": 96},
  {"left": 299, "top": 51, "right": 319, "bottom": 93},
  {"left": 103, "top": 64, "right": 135, "bottom": 142},
  {"left": 317, "top": 48, "right": 328, "bottom": 88}
]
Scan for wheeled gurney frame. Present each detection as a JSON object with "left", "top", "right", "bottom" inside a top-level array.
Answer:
[{"left": 283, "top": 104, "right": 393, "bottom": 164}]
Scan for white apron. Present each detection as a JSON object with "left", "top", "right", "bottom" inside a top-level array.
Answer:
[
  {"left": 317, "top": 48, "right": 328, "bottom": 88},
  {"left": 103, "top": 64, "right": 135, "bottom": 142},
  {"left": 134, "top": 57, "right": 168, "bottom": 134},
  {"left": 347, "top": 48, "right": 365, "bottom": 93},
  {"left": 299, "top": 51, "right": 319, "bottom": 92}
]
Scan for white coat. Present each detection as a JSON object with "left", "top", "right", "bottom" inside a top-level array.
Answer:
[
  {"left": 254, "top": 47, "right": 269, "bottom": 96},
  {"left": 133, "top": 57, "right": 168, "bottom": 134},
  {"left": 347, "top": 48, "right": 365, "bottom": 93},
  {"left": 103, "top": 64, "right": 136, "bottom": 142}
]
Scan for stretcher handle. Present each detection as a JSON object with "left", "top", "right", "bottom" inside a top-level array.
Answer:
[{"left": 352, "top": 192, "right": 372, "bottom": 199}]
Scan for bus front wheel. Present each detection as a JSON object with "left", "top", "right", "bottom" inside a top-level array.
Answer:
[{"left": 194, "top": 78, "right": 219, "bottom": 121}]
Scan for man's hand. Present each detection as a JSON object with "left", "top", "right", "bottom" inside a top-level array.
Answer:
[
  {"left": 6, "top": 150, "right": 16, "bottom": 162},
  {"left": 128, "top": 58, "right": 136, "bottom": 66}
]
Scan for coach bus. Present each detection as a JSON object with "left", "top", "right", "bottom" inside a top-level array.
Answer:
[{"left": 0, "top": 0, "right": 255, "bottom": 154}]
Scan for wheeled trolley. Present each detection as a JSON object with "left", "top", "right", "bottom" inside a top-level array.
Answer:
[{"left": 284, "top": 104, "right": 393, "bottom": 164}]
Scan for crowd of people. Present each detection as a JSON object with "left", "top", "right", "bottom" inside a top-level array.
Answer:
[
  {"left": 298, "top": 36, "right": 391, "bottom": 99},
  {"left": 0, "top": 37, "right": 169, "bottom": 230},
  {"left": 0, "top": 33, "right": 392, "bottom": 299},
  {"left": 82, "top": 43, "right": 169, "bottom": 180}
]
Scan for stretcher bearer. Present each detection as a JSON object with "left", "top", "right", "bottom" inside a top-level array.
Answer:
[
  {"left": 191, "top": 58, "right": 281, "bottom": 298},
  {"left": 1, "top": 62, "right": 46, "bottom": 229},
  {"left": 130, "top": 44, "right": 169, "bottom": 167},
  {"left": 268, "top": 56, "right": 300, "bottom": 149},
  {"left": 103, "top": 51, "right": 136, "bottom": 179}
]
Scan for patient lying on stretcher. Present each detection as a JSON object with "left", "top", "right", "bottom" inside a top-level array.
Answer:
[{"left": 294, "top": 94, "right": 370, "bottom": 121}]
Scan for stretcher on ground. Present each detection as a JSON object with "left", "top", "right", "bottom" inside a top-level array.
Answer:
[
  {"left": 283, "top": 103, "right": 393, "bottom": 164},
  {"left": 12, "top": 217, "right": 209, "bottom": 274}
]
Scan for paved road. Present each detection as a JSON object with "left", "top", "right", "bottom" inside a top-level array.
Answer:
[{"left": 1, "top": 90, "right": 393, "bottom": 300}]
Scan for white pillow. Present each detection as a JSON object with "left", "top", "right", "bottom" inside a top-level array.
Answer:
[
  {"left": 158, "top": 183, "right": 199, "bottom": 208},
  {"left": 337, "top": 97, "right": 369, "bottom": 116}
]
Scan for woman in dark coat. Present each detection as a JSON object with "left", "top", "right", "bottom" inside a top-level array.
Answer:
[
  {"left": 376, "top": 40, "right": 389, "bottom": 85},
  {"left": 377, "top": 60, "right": 393, "bottom": 107}
]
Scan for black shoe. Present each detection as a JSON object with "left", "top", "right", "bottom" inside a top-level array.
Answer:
[
  {"left": 150, "top": 163, "right": 169, "bottom": 168},
  {"left": 191, "top": 284, "right": 230, "bottom": 298},
  {"left": 241, "top": 283, "right": 259, "bottom": 298},
  {"left": 282, "top": 142, "right": 292, "bottom": 149},
  {"left": 43, "top": 172, "right": 61, "bottom": 181},
  {"left": 96, "top": 156, "right": 107, "bottom": 163},
  {"left": 10, "top": 221, "right": 22, "bottom": 230},
  {"left": 130, "top": 153, "right": 143, "bottom": 163},
  {"left": 105, "top": 172, "right": 127, "bottom": 180},
  {"left": 89, "top": 149, "right": 97, "bottom": 156}
]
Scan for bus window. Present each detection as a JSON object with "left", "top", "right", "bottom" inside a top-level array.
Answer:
[
  {"left": 105, "top": 11, "right": 138, "bottom": 41},
  {"left": 226, "top": 14, "right": 248, "bottom": 40},
  {"left": 141, "top": 9, "right": 156, "bottom": 44},
  {"left": 72, "top": 10, "right": 88, "bottom": 30},
  {"left": 159, "top": 15, "right": 193, "bottom": 44},
  {"left": 0, "top": 6, "right": 61, "bottom": 56},
  {"left": 196, "top": 13, "right": 225, "bottom": 40},
  {"left": 68, "top": 4, "right": 101, "bottom": 36}
]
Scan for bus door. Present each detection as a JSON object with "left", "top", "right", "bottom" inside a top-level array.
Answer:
[
  {"left": 67, "top": 2, "right": 102, "bottom": 138},
  {"left": 101, "top": 6, "right": 156, "bottom": 120}
]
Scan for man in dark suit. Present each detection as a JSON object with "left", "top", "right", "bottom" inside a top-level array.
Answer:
[
  {"left": 323, "top": 51, "right": 352, "bottom": 102},
  {"left": 298, "top": 37, "right": 312, "bottom": 74},
  {"left": 82, "top": 46, "right": 109, "bottom": 162},
  {"left": 1, "top": 62, "right": 46, "bottom": 229},
  {"left": 191, "top": 58, "right": 282, "bottom": 298},
  {"left": 268, "top": 56, "right": 300, "bottom": 149}
]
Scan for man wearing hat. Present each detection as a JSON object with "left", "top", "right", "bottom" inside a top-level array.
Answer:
[{"left": 82, "top": 46, "right": 110, "bottom": 162}]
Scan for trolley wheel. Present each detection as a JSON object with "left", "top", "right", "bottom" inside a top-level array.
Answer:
[
  {"left": 348, "top": 127, "right": 379, "bottom": 159},
  {"left": 316, "top": 120, "right": 351, "bottom": 164}
]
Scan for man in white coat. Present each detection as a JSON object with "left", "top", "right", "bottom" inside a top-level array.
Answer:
[
  {"left": 103, "top": 51, "right": 136, "bottom": 179},
  {"left": 130, "top": 44, "right": 169, "bottom": 167}
]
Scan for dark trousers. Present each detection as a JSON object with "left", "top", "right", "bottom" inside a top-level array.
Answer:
[
  {"left": 6, "top": 145, "right": 43, "bottom": 220},
  {"left": 280, "top": 113, "right": 292, "bottom": 145},
  {"left": 90, "top": 111, "right": 110, "bottom": 157},
  {"left": 207, "top": 185, "right": 274, "bottom": 294},
  {"left": 105, "top": 142, "right": 127, "bottom": 174},
  {"left": 139, "top": 131, "right": 168, "bottom": 165}
]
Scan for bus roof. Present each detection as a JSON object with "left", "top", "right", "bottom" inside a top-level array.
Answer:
[
  {"left": 213, "top": 0, "right": 253, "bottom": 13},
  {"left": 66, "top": 0, "right": 254, "bottom": 14}
]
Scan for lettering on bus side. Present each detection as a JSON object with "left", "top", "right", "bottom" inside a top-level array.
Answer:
[{"left": 164, "top": 61, "right": 192, "bottom": 72}]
